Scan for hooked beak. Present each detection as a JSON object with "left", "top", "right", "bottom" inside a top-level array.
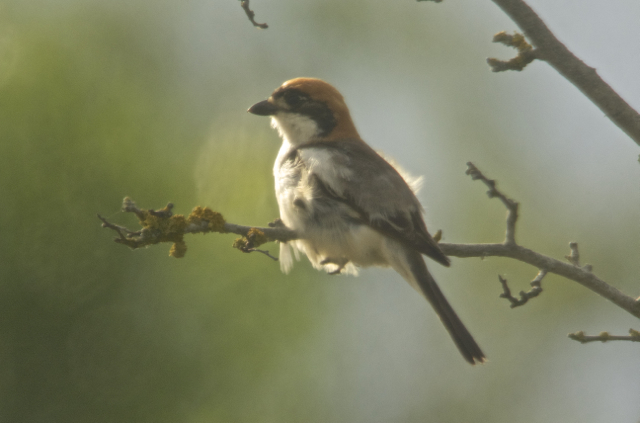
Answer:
[{"left": 248, "top": 99, "right": 279, "bottom": 116}]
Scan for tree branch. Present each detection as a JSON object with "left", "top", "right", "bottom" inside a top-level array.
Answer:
[
  {"left": 568, "top": 329, "right": 640, "bottom": 344},
  {"left": 498, "top": 270, "right": 545, "bottom": 308},
  {"left": 239, "top": 0, "right": 268, "bottom": 29},
  {"left": 439, "top": 164, "right": 640, "bottom": 319},
  {"left": 439, "top": 241, "right": 639, "bottom": 318},
  {"left": 98, "top": 197, "right": 296, "bottom": 259},
  {"left": 487, "top": 0, "right": 640, "bottom": 147},
  {"left": 465, "top": 162, "right": 518, "bottom": 245},
  {"left": 98, "top": 163, "right": 640, "bottom": 319}
]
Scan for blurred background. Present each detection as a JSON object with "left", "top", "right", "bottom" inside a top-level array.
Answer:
[{"left": 1, "top": 0, "right": 639, "bottom": 421}]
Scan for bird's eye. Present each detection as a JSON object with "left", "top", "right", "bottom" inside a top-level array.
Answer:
[{"left": 284, "top": 91, "right": 306, "bottom": 108}]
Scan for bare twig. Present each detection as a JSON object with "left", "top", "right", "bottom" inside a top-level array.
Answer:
[
  {"left": 564, "top": 241, "right": 581, "bottom": 266},
  {"left": 568, "top": 329, "right": 640, "bottom": 344},
  {"left": 122, "top": 197, "right": 147, "bottom": 220},
  {"left": 498, "top": 269, "right": 545, "bottom": 308},
  {"left": 247, "top": 248, "right": 278, "bottom": 261},
  {"left": 448, "top": 163, "right": 640, "bottom": 319},
  {"left": 488, "top": 0, "right": 640, "bottom": 146},
  {"left": 487, "top": 31, "right": 538, "bottom": 72},
  {"left": 563, "top": 242, "right": 593, "bottom": 271},
  {"left": 97, "top": 214, "right": 141, "bottom": 247},
  {"left": 99, "top": 197, "right": 295, "bottom": 259},
  {"left": 439, "top": 240, "right": 640, "bottom": 319},
  {"left": 239, "top": 0, "right": 268, "bottom": 29},
  {"left": 99, "top": 163, "right": 640, "bottom": 319},
  {"left": 422, "top": 0, "right": 640, "bottom": 144},
  {"left": 465, "top": 162, "right": 518, "bottom": 245}
]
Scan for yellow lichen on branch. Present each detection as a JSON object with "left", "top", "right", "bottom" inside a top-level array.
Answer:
[
  {"left": 169, "top": 240, "right": 188, "bottom": 258},
  {"left": 247, "top": 228, "right": 268, "bottom": 246},
  {"left": 98, "top": 198, "right": 228, "bottom": 259},
  {"left": 187, "top": 206, "right": 226, "bottom": 233},
  {"left": 233, "top": 228, "right": 267, "bottom": 250},
  {"left": 139, "top": 212, "right": 187, "bottom": 238},
  {"left": 231, "top": 227, "right": 278, "bottom": 261},
  {"left": 100, "top": 198, "right": 282, "bottom": 262}
]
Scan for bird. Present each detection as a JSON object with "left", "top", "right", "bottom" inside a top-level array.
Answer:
[{"left": 248, "top": 77, "right": 485, "bottom": 364}]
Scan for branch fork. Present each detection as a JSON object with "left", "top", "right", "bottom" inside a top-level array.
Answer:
[
  {"left": 499, "top": 270, "right": 545, "bottom": 308},
  {"left": 485, "top": 0, "right": 640, "bottom": 146},
  {"left": 448, "top": 162, "right": 640, "bottom": 320},
  {"left": 99, "top": 164, "right": 640, "bottom": 322},
  {"left": 564, "top": 242, "right": 592, "bottom": 272},
  {"left": 465, "top": 162, "right": 518, "bottom": 245},
  {"left": 487, "top": 31, "right": 538, "bottom": 72},
  {"left": 99, "top": 197, "right": 296, "bottom": 259}
]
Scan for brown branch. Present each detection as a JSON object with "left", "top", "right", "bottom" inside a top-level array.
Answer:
[
  {"left": 568, "top": 329, "right": 640, "bottom": 344},
  {"left": 465, "top": 162, "right": 518, "bottom": 245},
  {"left": 223, "top": 222, "right": 297, "bottom": 243},
  {"left": 240, "top": 0, "right": 268, "bottom": 29},
  {"left": 498, "top": 269, "right": 545, "bottom": 308},
  {"left": 439, "top": 241, "right": 640, "bottom": 319},
  {"left": 488, "top": 0, "right": 640, "bottom": 147},
  {"left": 440, "top": 162, "right": 640, "bottom": 319},
  {"left": 99, "top": 163, "right": 640, "bottom": 319},
  {"left": 99, "top": 197, "right": 295, "bottom": 259}
]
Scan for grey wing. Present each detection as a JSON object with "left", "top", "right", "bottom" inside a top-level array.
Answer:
[{"left": 304, "top": 140, "right": 450, "bottom": 267}]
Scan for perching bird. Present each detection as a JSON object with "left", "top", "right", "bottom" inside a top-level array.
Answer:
[{"left": 248, "top": 78, "right": 485, "bottom": 364}]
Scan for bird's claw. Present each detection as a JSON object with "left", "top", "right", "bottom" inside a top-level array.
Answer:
[
  {"left": 321, "top": 257, "right": 348, "bottom": 275},
  {"left": 268, "top": 218, "right": 284, "bottom": 228}
]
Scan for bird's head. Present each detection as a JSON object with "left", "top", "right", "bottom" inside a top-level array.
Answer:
[{"left": 248, "top": 78, "right": 360, "bottom": 145}]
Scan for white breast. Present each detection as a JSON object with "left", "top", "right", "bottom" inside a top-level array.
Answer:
[{"left": 273, "top": 139, "right": 389, "bottom": 275}]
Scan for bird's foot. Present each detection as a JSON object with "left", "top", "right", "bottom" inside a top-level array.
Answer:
[
  {"left": 320, "top": 257, "right": 348, "bottom": 275},
  {"left": 268, "top": 218, "right": 284, "bottom": 228}
]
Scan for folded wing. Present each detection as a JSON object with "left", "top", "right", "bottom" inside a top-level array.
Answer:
[{"left": 298, "top": 139, "right": 450, "bottom": 267}]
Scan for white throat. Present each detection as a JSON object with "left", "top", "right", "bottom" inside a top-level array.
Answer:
[{"left": 271, "top": 113, "right": 320, "bottom": 146}]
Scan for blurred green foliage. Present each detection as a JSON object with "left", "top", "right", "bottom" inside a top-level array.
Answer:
[{"left": 0, "top": 4, "right": 330, "bottom": 422}]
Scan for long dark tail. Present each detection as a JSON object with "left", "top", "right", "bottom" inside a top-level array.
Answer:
[{"left": 406, "top": 250, "right": 485, "bottom": 364}]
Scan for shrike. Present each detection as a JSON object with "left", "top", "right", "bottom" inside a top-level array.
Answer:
[{"left": 248, "top": 78, "right": 485, "bottom": 364}]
